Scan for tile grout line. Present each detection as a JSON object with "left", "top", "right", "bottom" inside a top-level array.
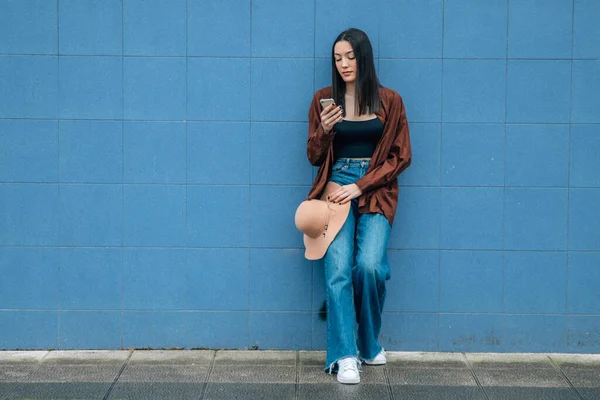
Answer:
[
  {"left": 546, "top": 355, "right": 586, "bottom": 400},
  {"left": 3, "top": 351, "right": 52, "bottom": 400},
  {"left": 199, "top": 350, "right": 217, "bottom": 400},
  {"left": 462, "top": 352, "right": 490, "bottom": 400},
  {"left": 102, "top": 349, "right": 133, "bottom": 400}
]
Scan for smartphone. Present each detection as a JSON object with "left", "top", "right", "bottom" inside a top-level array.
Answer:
[{"left": 319, "top": 98, "right": 335, "bottom": 109}]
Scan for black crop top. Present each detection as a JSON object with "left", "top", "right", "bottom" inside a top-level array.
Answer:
[{"left": 333, "top": 118, "right": 384, "bottom": 159}]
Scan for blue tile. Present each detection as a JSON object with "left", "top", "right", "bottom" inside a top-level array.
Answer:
[
  {"left": 504, "top": 189, "right": 569, "bottom": 250},
  {"left": 59, "top": 0, "right": 122, "bottom": 55},
  {"left": 314, "top": 58, "right": 331, "bottom": 92},
  {"left": 440, "top": 188, "right": 503, "bottom": 250},
  {"left": 123, "top": 57, "right": 186, "bottom": 120},
  {"left": 250, "top": 312, "right": 311, "bottom": 350},
  {"left": 187, "top": 122, "right": 250, "bottom": 185},
  {"left": 504, "top": 251, "right": 567, "bottom": 313},
  {"left": 568, "top": 252, "right": 600, "bottom": 314},
  {"left": 0, "top": 56, "right": 58, "bottom": 118},
  {"left": 381, "top": 313, "right": 438, "bottom": 351},
  {"left": 59, "top": 120, "right": 122, "bottom": 183},
  {"left": 572, "top": 60, "right": 600, "bottom": 123},
  {"left": 59, "top": 311, "right": 121, "bottom": 349},
  {"left": 508, "top": 0, "right": 572, "bottom": 59},
  {"left": 250, "top": 123, "right": 313, "bottom": 185},
  {"left": 188, "top": 0, "right": 250, "bottom": 57},
  {"left": 123, "top": 185, "right": 186, "bottom": 246},
  {"left": 398, "top": 124, "right": 441, "bottom": 186},
  {"left": 439, "top": 313, "right": 503, "bottom": 352},
  {"left": 440, "top": 251, "right": 503, "bottom": 313},
  {"left": 506, "top": 124, "right": 569, "bottom": 187},
  {"left": 443, "top": 0, "right": 508, "bottom": 58},
  {"left": 250, "top": 249, "right": 312, "bottom": 311},
  {"left": 0, "top": 120, "right": 58, "bottom": 183},
  {"left": 250, "top": 186, "right": 308, "bottom": 248},
  {"left": 123, "top": 248, "right": 187, "bottom": 310},
  {"left": 573, "top": 0, "right": 600, "bottom": 58},
  {"left": 571, "top": 124, "right": 600, "bottom": 187},
  {"left": 311, "top": 312, "right": 326, "bottom": 350},
  {"left": 315, "top": 0, "right": 379, "bottom": 58},
  {"left": 251, "top": 0, "right": 314, "bottom": 57},
  {"left": 389, "top": 188, "right": 440, "bottom": 250},
  {"left": 0, "top": 247, "right": 58, "bottom": 309},
  {"left": 186, "top": 312, "right": 249, "bottom": 349},
  {"left": 567, "top": 316, "right": 600, "bottom": 353},
  {"left": 187, "top": 58, "right": 250, "bottom": 121},
  {"left": 379, "top": 60, "right": 442, "bottom": 123},
  {"left": 504, "top": 315, "right": 566, "bottom": 352},
  {"left": 442, "top": 60, "right": 506, "bottom": 123},
  {"left": 59, "top": 56, "right": 122, "bottom": 119},
  {"left": 386, "top": 250, "right": 439, "bottom": 312},
  {"left": 123, "top": 0, "right": 186, "bottom": 56},
  {"left": 441, "top": 124, "right": 504, "bottom": 186},
  {"left": 59, "top": 248, "right": 122, "bottom": 310},
  {"left": 186, "top": 248, "right": 249, "bottom": 310},
  {"left": 506, "top": 61, "right": 571, "bottom": 123},
  {"left": 569, "top": 189, "right": 600, "bottom": 251},
  {"left": 0, "top": 0, "right": 57, "bottom": 54},
  {"left": 123, "top": 311, "right": 188, "bottom": 348},
  {"left": 0, "top": 184, "right": 58, "bottom": 246},
  {"left": 380, "top": 0, "right": 443, "bottom": 58},
  {"left": 251, "top": 59, "right": 314, "bottom": 122},
  {"left": 0, "top": 311, "right": 57, "bottom": 350},
  {"left": 59, "top": 184, "right": 122, "bottom": 246},
  {"left": 187, "top": 186, "right": 249, "bottom": 248},
  {"left": 123, "top": 122, "right": 185, "bottom": 184}
]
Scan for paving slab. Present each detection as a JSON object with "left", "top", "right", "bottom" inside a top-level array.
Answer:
[
  {"left": 25, "top": 364, "right": 121, "bottom": 382},
  {"left": 299, "top": 350, "right": 325, "bottom": 366},
  {"left": 107, "top": 382, "right": 204, "bottom": 400},
  {"left": 300, "top": 365, "right": 386, "bottom": 384},
  {"left": 0, "top": 351, "right": 48, "bottom": 364},
  {"left": 214, "top": 350, "right": 296, "bottom": 366},
  {"left": 482, "top": 386, "right": 581, "bottom": 400},
  {"left": 391, "top": 385, "right": 486, "bottom": 400},
  {"left": 465, "top": 352, "right": 554, "bottom": 369},
  {"left": 129, "top": 349, "right": 214, "bottom": 365},
  {"left": 0, "top": 382, "right": 18, "bottom": 399},
  {"left": 43, "top": 350, "right": 130, "bottom": 365},
  {"left": 118, "top": 364, "right": 208, "bottom": 382},
  {"left": 7, "top": 382, "right": 111, "bottom": 399},
  {"left": 208, "top": 365, "right": 296, "bottom": 383},
  {"left": 579, "top": 387, "right": 600, "bottom": 400},
  {"left": 550, "top": 353, "right": 600, "bottom": 368},
  {"left": 386, "top": 352, "right": 469, "bottom": 369},
  {"left": 299, "top": 383, "right": 391, "bottom": 400},
  {"left": 559, "top": 365, "right": 600, "bottom": 387},
  {"left": 204, "top": 382, "right": 295, "bottom": 400},
  {"left": 387, "top": 367, "right": 478, "bottom": 386},
  {"left": 0, "top": 365, "right": 38, "bottom": 382},
  {"left": 475, "top": 367, "right": 571, "bottom": 388}
]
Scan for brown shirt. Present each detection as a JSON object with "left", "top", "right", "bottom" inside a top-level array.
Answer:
[{"left": 306, "top": 86, "right": 412, "bottom": 226}]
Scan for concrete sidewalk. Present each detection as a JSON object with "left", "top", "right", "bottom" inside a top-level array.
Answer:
[{"left": 0, "top": 350, "right": 599, "bottom": 400}]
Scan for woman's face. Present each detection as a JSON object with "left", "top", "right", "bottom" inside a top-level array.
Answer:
[{"left": 334, "top": 40, "right": 357, "bottom": 84}]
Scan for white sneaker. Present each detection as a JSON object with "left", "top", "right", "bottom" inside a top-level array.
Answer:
[
  {"left": 363, "top": 349, "right": 386, "bottom": 365},
  {"left": 336, "top": 357, "right": 360, "bottom": 384}
]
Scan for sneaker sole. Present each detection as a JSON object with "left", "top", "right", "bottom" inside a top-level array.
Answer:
[
  {"left": 363, "top": 359, "right": 386, "bottom": 366},
  {"left": 337, "top": 375, "right": 360, "bottom": 384}
]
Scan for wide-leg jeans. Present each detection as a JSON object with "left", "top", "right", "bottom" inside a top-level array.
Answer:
[{"left": 324, "top": 158, "right": 392, "bottom": 372}]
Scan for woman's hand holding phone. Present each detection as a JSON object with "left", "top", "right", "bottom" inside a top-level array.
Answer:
[{"left": 320, "top": 102, "right": 343, "bottom": 134}]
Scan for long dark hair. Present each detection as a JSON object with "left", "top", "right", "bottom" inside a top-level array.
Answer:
[{"left": 332, "top": 28, "right": 381, "bottom": 116}]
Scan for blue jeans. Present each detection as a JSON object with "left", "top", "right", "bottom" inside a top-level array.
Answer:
[{"left": 324, "top": 158, "right": 392, "bottom": 372}]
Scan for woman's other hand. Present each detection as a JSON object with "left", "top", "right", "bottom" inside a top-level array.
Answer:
[
  {"left": 329, "top": 183, "right": 362, "bottom": 205},
  {"left": 320, "top": 103, "right": 343, "bottom": 133}
]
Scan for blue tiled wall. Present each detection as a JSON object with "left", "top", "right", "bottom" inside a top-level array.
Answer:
[{"left": 1, "top": 0, "right": 599, "bottom": 353}]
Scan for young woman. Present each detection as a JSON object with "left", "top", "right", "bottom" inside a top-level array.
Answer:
[{"left": 306, "top": 28, "right": 412, "bottom": 384}]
